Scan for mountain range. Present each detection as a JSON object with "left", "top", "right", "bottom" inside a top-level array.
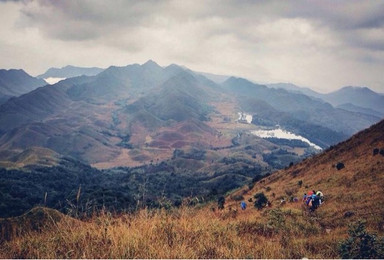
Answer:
[
  {"left": 0, "top": 61, "right": 382, "bottom": 174},
  {"left": 37, "top": 65, "right": 104, "bottom": 80},
  {"left": 268, "top": 83, "right": 384, "bottom": 118}
]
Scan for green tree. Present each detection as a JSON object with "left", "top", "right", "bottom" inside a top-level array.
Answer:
[{"left": 254, "top": 192, "right": 268, "bottom": 210}]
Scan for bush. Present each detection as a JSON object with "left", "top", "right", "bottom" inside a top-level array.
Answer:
[
  {"left": 252, "top": 175, "right": 263, "bottom": 183},
  {"left": 218, "top": 196, "right": 225, "bottom": 210},
  {"left": 373, "top": 148, "right": 379, "bottom": 156},
  {"left": 232, "top": 195, "right": 244, "bottom": 201},
  {"left": 339, "top": 220, "right": 384, "bottom": 259},
  {"left": 254, "top": 192, "right": 268, "bottom": 210},
  {"left": 336, "top": 162, "right": 345, "bottom": 170}
]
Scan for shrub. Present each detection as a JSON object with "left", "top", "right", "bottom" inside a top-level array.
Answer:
[
  {"left": 343, "top": 211, "right": 355, "bottom": 218},
  {"left": 232, "top": 195, "right": 244, "bottom": 201},
  {"left": 254, "top": 192, "right": 268, "bottom": 210},
  {"left": 339, "top": 220, "right": 384, "bottom": 259},
  {"left": 373, "top": 148, "right": 379, "bottom": 156},
  {"left": 218, "top": 196, "right": 225, "bottom": 210},
  {"left": 267, "top": 208, "right": 286, "bottom": 233},
  {"left": 252, "top": 175, "right": 263, "bottom": 183},
  {"left": 336, "top": 162, "right": 345, "bottom": 170},
  {"left": 285, "top": 189, "right": 295, "bottom": 197}
]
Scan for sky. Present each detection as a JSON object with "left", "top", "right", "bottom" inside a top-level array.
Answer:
[{"left": 0, "top": 0, "right": 383, "bottom": 93}]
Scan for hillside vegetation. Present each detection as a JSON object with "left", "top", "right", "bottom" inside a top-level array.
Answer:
[{"left": 1, "top": 120, "right": 383, "bottom": 258}]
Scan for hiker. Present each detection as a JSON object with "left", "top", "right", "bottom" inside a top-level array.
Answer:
[
  {"left": 302, "top": 193, "right": 307, "bottom": 202},
  {"left": 305, "top": 190, "right": 316, "bottom": 205},
  {"left": 316, "top": 191, "right": 324, "bottom": 205},
  {"left": 306, "top": 195, "right": 312, "bottom": 206},
  {"left": 240, "top": 201, "right": 247, "bottom": 210},
  {"left": 304, "top": 190, "right": 324, "bottom": 211},
  {"left": 310, "top": 194, "right": 321, "bottom": 211}
]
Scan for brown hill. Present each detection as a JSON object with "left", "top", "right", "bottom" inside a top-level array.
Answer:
[{"left": 227, "top": 118, "right": 384, "bottom": 229}]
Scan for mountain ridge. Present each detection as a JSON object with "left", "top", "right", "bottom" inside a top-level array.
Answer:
[
  {"left": 267, "top": 82, "right": 384, "bottom": 118},
  {"left": 37, "top": 65, "right": 105, "bottom": 79},
  {"left": 0, "top": 69, "right": 47, "bottom": 105},
  {"left": 0, "top": 61, "right": 382, "bottom": 171}
]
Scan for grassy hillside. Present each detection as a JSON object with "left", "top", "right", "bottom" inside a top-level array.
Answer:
[
  {"left": 0, "top": 147, "right": 59, "bottom": 169},
  {"left": 1, "top": 120, "right": 383, "bottom": 258}
]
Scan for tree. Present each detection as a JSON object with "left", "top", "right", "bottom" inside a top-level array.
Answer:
[
  {"left": 336, "top": 162, "right": 345, "bottom": 170},
  {"left": 254, "top": 192, "right": 268, "bottom": 210}
]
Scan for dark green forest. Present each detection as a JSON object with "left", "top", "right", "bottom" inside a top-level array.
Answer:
[{"left": 0, "top": 158, "right": 264, "bottom": 218}]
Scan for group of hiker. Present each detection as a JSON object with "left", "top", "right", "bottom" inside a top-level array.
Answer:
[
  {"left": 238, "top": 189, "right": 324, "bottom": 212},
  {"left": 303, "top": 190, "right": 324, "bottom": 211}
]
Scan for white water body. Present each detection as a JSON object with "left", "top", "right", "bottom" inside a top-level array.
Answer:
[
  {"left": 44, "top": 77, "right": 66, "bottom": 85},
  {"left": 251, "top": 128, "right": 322, "bottom": 150},
  {"left": 238, "top": 112, "right": 253, "bottom": 124}
]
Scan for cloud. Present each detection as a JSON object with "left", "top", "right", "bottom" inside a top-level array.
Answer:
[
  {"left": 0, "top": 0, "right": 383, "bottom": 92},
  {"left": 18, "top": 1, "right": 384, "bottom": 54}
]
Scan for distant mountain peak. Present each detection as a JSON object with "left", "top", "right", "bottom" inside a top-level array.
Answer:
[
  {"left": 166, "top": 63, "right": 182, "bottom": 69},
  {"left": 0, "top": 69, "right": 47, "bottom": 99},
  {"left": 143, "top": 59, "right": 157, "bottom": 65},
  {"left": 333, "top": 86, "right": 378, "bottom": 95},
  {"left": 142, "top": 59, "right": 160, "bottom": 68},
  {"left": 223, "top": 76, "right": 264, "bottom": 89},
  {"left": 324, "top": 85, "right": 384, "bottom": 113},
  {"left": 0, "top": 68, "right": 26, "bottom": 74},
  {"left": 38, "top": 65, "right": 104, "bottom": 79}
]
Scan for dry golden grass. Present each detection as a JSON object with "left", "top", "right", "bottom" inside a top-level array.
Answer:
[{"left": 0, "top": 205, "right": 344, "bottom": 259}]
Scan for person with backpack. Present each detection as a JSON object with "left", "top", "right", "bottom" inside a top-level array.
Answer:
[
  {"left": 240, "top": 201, "right": 247, "bottom": 210},
  {"left": 310, "top": 194, "right": 320, "bottom": 211}
]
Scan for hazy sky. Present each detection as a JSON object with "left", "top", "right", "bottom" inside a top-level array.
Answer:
[{"left": 1, "top": 0, "right": 383, "bottom": 93}]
